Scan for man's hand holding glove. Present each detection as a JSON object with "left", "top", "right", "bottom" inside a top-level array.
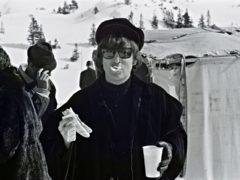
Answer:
[{"left": 58, "top": 108, "right": 92, "bottom": 149}]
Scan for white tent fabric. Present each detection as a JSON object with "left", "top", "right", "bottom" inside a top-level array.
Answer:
[
  {"left": 185, "top": 56, "right": 240, "bottom": 180},
  {"left": 152, "top": 55, "right": 240, "bottom": 180}
]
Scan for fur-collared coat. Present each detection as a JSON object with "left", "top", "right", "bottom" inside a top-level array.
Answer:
[{"left": 0, "top": 67, "right": 51, "bottom": 180}]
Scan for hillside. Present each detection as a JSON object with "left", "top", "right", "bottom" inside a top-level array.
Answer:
[
  {"left": 144, "top": 28, "right": 240, "bottom": 58},
  {"left": 1, "top": 0, "right": 240, "bottom": 43},
  {"left": 1, "top": 0, "right": 240, "bottom": 104}
]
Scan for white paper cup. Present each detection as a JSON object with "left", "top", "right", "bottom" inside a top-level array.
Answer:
[{"left": 142, "top": 145, "right": 163, "bottom": 178}]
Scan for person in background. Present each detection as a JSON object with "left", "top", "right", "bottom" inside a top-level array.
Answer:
[
  {"left": 42, "top": 18, "right": 187, "bottom": 180},
  {"left": 133, "top": 53, "right": 153, "bottom": 83},
  {"left": 79, "top": 60, "right": 97, "bottom": 89},
  {"left": 167, "top": 62, "right": 182, "bottom": 100},
  {"left": 18, "top": 41, "right": 57, "bottom": 127},
  {"left": 0, "top": 47, "right": 52, "bottom": 180},
  {"left": 92, "top": 49, "right": 101, "bottom": 77}
]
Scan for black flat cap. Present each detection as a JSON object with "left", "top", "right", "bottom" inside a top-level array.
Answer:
[
  {"left": 96, "top": 18, "right": 144, "bottom": 50},
  {"left": 27, "top": 42, "right": 57, "bottom": 71}
]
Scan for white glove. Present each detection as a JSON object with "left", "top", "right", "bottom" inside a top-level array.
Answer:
[{"left": 58, "top": 108, "right": 92, "bottom": 145}]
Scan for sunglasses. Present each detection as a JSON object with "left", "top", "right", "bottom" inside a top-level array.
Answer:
[{"left": 101, "top": 48, "right": 133, "bottom": 59}]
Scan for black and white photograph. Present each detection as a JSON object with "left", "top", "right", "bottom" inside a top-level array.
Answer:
[{"left": 0, "top": 0, "right": 240, "bottom": 179}]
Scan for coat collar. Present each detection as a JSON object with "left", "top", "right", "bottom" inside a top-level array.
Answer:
[
  {"left": 19, "top": 64, "right": 34, "bottom": 84},
  {"left": 89, "top": 74, "right": 152, "bottom": 143}
]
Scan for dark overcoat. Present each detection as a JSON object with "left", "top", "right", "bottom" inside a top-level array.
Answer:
[{"left": 41, "top": 75, "right": 187, "bottom": 180}]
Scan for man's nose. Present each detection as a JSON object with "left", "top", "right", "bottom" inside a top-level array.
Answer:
[{"left": 112, "top": 53, "right": 120, "bottom": 63}]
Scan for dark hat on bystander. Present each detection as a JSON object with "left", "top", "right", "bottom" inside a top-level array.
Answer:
[
  {"left": 0, "top": 46, "right": 11, "bottom": 70},
  {"left": 27, "top": 42, "right": 57, "bottom": 71},
  {"left": 95, "top": 18, "right": 144, "bottom": 50}
]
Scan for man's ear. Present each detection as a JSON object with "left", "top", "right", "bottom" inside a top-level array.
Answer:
[
  {"left": 133, "top": 59, "right": 137, "bottom": 65},
  {"left": 28, "top": 61, "right": 34, "bottom": 68},
  {"left": 133, "top": 51, "right": 142, "bottom": 66}
]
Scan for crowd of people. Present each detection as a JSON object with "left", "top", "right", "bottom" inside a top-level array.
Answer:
[{"left": 0, "top": 18, "right": 187, "bottom": 180}]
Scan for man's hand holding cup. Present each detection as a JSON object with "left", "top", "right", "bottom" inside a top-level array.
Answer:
[
  {"left": 157, "top": 141, "right": 173, "bottom": 176},
  {"left": 142, "top": 141, "right": 173, "bottom": 178}
]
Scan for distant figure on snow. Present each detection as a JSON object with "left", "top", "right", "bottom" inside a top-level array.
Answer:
[
  {"left": 133, "top": 53, "right": 153, "bottom": 83},
  {"left": 79, "top": 60, "right": 97, "bottom": 89},
  {"left": 92, "top": 49, "right": 101, "bottom": 77}
]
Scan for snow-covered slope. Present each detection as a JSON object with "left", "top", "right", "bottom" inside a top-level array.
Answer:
[
  {"left": 143, "top": 28, "right": 240, "bottom": 58},
  {"left": 173, "top": 0, "right": 240, "bottom": 27},
  {"left": 1, "top": 0, "right": 240, "bottom": 44},
  {"left": 1, "top": 0, "right": 240, "bottom": 105}
]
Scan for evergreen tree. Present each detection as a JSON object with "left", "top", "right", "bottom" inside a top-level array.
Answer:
[
  {"left": 62, "top": 1, "right": 70, "bottom": 14},
  {"left": 182, "top": 9, "right": 193, "bottom": 28},
  {"left": 71, "top": 0, "right": 78, "bottom": 10},
  {"left": 70, "top": 43, "right": 80, "bottom": 62},
  {"left": 206, "top": 10, "right": 211, "bottom": 27},
  {"left": 169, "top": 10, "right": 175, "bottom": 28},
  {"left": 152, "top": 14, "right": 158, "bottom": 29},
  {"left": 198, "top": 14, "right": 205, "bottom": 28},
  {"left": 55, "top": 0, "right": 78, "bottom": 14},
  {"left": 163, "top": 10, "right": 175, "bottom": 28},
  {"left": 89, "top": 24, "right": 96, "bottom": 46},
  {"left": 93, "top": 6, "right": 99, "bottom": 14},
  {"left": 125, "top": 0, "right": 131, "bottom": 5},
  {"left": 176, "top": 9, "right": 183, "bottom": 28},
  {"left": 38, "top": 25, "right": 46, "bottom": 42},
  {"left": 27, "top": 16, "right": 45, "bottom": 45},
  {"left": 27, "top": 16, "right": 39, "bottom": 45},
  {"left": 139, "top": 14, "right": 145, "bottom": 30},
  {"left": 57, "top": 6, "right": 63, "bottom": 14},
  {"left": 128, "top": 11, "right": 134, "bottom": 23},
  {"left": 182, "top": 9, "right": 190, "bottom": 27}
]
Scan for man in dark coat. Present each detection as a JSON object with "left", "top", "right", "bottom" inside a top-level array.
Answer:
[
  {"left": 0, "top": 47, "right": 52, "bottom": 180},
  {"left": 134, "top": 61, "right": 152, "bottom": 83},
  {"left": 18, "top": 41, "right": 57, "bottom": 127},
  {"left": 79, "top": 60, "right": 97, "bottom": 89},
  {"left": 41, "top": 18, "right": 187, "bottom": 180}
]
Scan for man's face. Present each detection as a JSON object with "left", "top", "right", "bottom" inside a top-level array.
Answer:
[
  {"left": 102, "top": 41, "right": 135, "bottom": 85},
  {"left": 28, "top": 62, "right": 51, "bottom": 79}
]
